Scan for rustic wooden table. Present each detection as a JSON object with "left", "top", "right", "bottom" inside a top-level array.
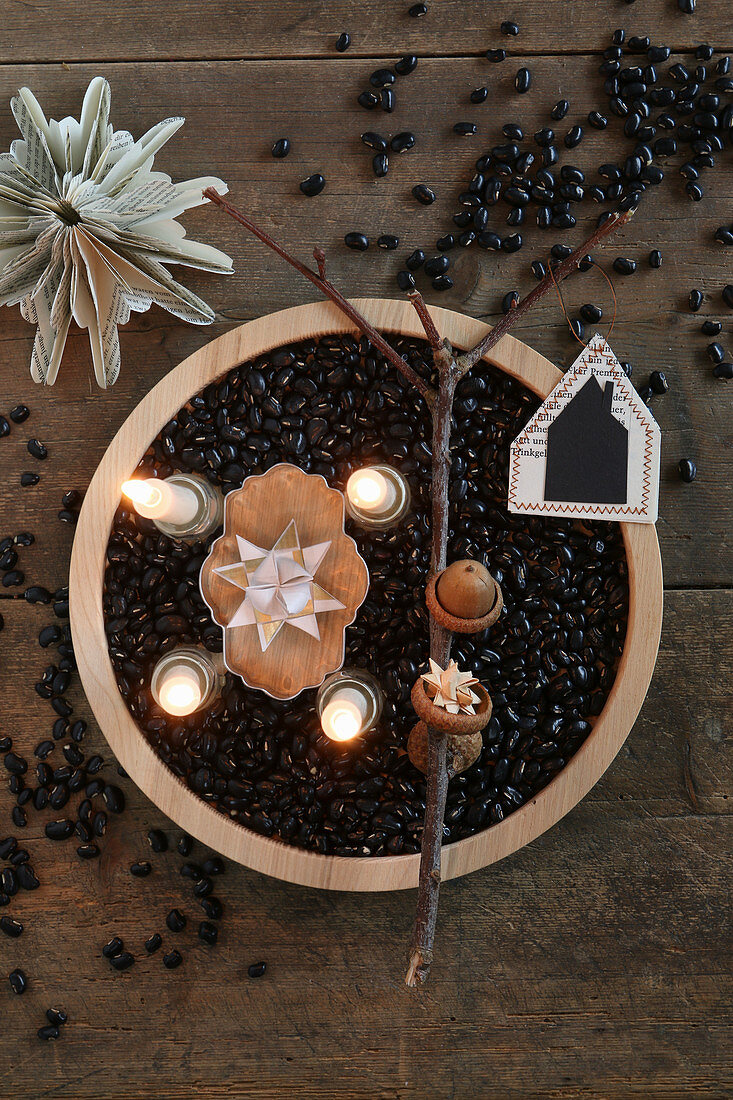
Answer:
[{"left": 0, "top": 3, "right": 730, "bottom": 1097}]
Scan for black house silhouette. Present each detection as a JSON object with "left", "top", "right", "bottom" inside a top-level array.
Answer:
[{"left": 544, "top": 376, "right": 629, "bottom": 504}]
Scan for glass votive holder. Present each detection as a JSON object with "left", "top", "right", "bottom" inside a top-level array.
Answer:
[
  {"left": 150, "top": 646, "right": 224, "bottom": 717},
  {"left": 344, "top": 465, "right": 410, "bottom": 529},
  {"left": 316, "top": 668, "right": 383, "bottom": 743}
]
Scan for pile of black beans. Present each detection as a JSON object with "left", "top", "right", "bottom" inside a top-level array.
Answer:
[{"left": 104, "top": 333, "right": 628, "bottom": 858}]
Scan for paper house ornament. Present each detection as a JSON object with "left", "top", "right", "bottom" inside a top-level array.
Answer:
[{"left": 508, "top": 334, "right": 660, "bottom": 523}]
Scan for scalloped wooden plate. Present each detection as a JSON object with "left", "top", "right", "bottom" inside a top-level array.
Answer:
[{"left": 69, "top": 299, "right": 663, "bottom": 891}]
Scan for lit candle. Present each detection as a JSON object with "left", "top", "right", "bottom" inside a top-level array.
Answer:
[
  {"left": 156, "top": 665, "right": 202, "bottom": 717},
  {"left": 121, "top": 473, "right": 224, "bottom": 540},
  {"left": 122, "top": 477, "right": 199, "bottom": 525},
  {"left": 317, "top": 669, "right": 383, "bottom": 743},
  {"left": 150, "top": 647, "right": 222, "bottom": 717},
  {"left": 345, "top": 465, "right": 410, "bottom": 529}
]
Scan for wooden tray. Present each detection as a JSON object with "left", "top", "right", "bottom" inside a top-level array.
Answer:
[{"left": 69, "top": 298, "right": 663, "bottom": 892}]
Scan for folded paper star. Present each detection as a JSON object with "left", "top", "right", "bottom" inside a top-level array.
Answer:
[
  {"left": 422, "top": 658, "right": 480, "bottom": 715},
  {"left": 212, "top": 519, "right": 345, "bottom": 652}
]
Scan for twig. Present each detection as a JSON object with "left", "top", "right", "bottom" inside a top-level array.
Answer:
[
  {"left": 456, "top": 206, "right": 635, "bottom": 375},
  {"left": 205, "top": 190, "right": 631, "bottom": 989},
  {"left": 203, "top": 190, "right": 434, "bottom": 404}
]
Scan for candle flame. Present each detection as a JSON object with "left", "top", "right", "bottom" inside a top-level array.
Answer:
[
  {"left": 321, "top": 700, "right": 362, "bottom": 742},
  {"left": 122, "top": 479, "right": 163, "bottom": 508},
  {"left": 159, "top": 677, "right": 202, "bottom": 716},
  {"left": 347, "top": 469, "right": 388, "bottom": 509}
]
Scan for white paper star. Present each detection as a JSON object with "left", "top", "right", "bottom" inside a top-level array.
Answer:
[{"left": 213, "top": 519, "right": 345, "bottom": 651}]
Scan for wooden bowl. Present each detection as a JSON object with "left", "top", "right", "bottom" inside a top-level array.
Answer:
[{"left": 69, "top": 298, "right": 663, "bottom": 892}]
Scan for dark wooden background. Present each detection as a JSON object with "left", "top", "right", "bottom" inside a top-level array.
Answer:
[{"left": 0, "top": 3, "right": 730, "bottom": 1096}]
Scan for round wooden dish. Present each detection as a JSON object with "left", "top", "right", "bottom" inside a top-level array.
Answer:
[{"left": 69, "top": 299, "right": 663, "bottom": 892}]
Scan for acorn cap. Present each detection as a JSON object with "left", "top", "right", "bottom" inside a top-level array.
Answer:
[
  {"left": 407, "top": 721, "right": 483, "bottom": 776},
  {"left": 426, "top": 570, "right": 503, "bottom": 635},
  {"left": 411, "top": 677, "right": 492, "bottom": 735}
]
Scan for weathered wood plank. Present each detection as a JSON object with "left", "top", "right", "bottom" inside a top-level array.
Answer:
[
  {"left": 0, "top": 592, "right": 729, "bottom": 1097},
  {"left": 0, "top": 0, "right": 729, "bottom": 63},
  {"left": 0, "top": 58, "right": 730, "bottom": 587}
]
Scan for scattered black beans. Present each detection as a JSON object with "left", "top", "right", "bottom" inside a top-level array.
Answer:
[
  {"left": 372, "top": 153, "right": 389, "bottom": 178},
  {"left": 678, "top": 459, "right": 697, "bottom": 483},
  {"left": 145, "top": 933, "right": 162, "bottom": 954},
  {"left": 613, "top": 257, "right": 638, "bottom": 275},
  {"left": 380, "top": 89, "right": 395, "bottom": 112},
  {"left": 454, "top": 122, "right": 478, "bottom": 136},
  {"left": 248, "top": 962, "right": 266, "bottom": 978},
  {"left": 713, "top": 362, "right": 733, "bottom": 379},
  {"left": 10, "top": 405, "right": 29, "bottom": 423},
  {"left": 649, "top": 250, "right": 662, "bottom": 268},
  {"left": 177, "top": 834, "right": 193, "bottom": 857},
  {"left": 102, "top": 936, "right": 124, "bottom": 959},
  {"left": 163, "top": 949, "right": 183, "bottom": 969},
  {"left": 689, "top": 289, "right": 704, "bottom": 311},
  {"left": 486, "top": 49, "right": 506, "bottom": 63},
  {"left": 707, "top": 342, "right": 726, "bottom": 364},
  {"left": 406, "top": 249, "right": 425, "bottom": 270},
  {"left": 45, "top": 819, "right": 74, "bottom": 840},
  {"left": 390, "top": 131, "right": 415, "bottom": 153},
  {"left": 46, "top": 1008, "right": 67, "bottom": 1027},
  {"left": 501, "top": 20, "right": 519, "bottom": 36},
  {"left": 471, "top": 87, "right": 489, "bottom": 104},
  {"left": 701, "top": 320, "right": 722, "bottom": 336},
  {"left": 335, "top": 32, "right": 350, "bottom": 52},
  {"left": 358, "top": 91, "right": 379, "bottom": 110},
  {"left": 396, "top": 270, "right": 415, "bottom": 291},
  {"left": 299, "top": 173, "right": 325, "bottom": 197},
  {"left": 271, "top": 138, "right": 290, "bottom": 159},
  {"left": 377, "top": 234, "right": 399, "bottom": 250}
]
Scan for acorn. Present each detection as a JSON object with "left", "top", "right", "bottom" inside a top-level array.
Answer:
[
  {"left": 407, "top": 721, "right": 483, "bottom": 776},
  {"left": 436, "top": 559, "right": 496, "bottom": 618}
]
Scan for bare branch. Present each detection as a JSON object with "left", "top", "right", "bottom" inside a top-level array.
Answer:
[
  {"left": 456, "top": 207, "right": 635, "bottom": 376},
  {"left": 407, "top": 290, "right": 444, "bottom": 353},
  {"left": 313, "top": 247, "right": 326, "bottom": 280},
  {"left": 204, "top": 189, "right": 435, "bottom": 404}
]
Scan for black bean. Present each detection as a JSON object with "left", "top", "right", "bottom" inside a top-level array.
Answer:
[
  {"left": 390, "top": 131, "right": 415, "bottom": 153},
  {"left": 613, "top": 257, "right": 638, "bottom": 275},
  {"left": 650, "top": 371, "right": 669, "bottom": 394},
  {"left": 9, "top": 968, "right": 27, "bottom": 994},
  {"left": 357, "top": 91, "right": 379, "bottom": 110},
  {"left": 372, "top": 153, "right": 389, "bottom": 178},
  {"left": 45, "top": 819, "right": 74, "bottom": 840},
  {"left": 412, "top": 184, "right": 436, "bottom": 205},
  {"left": 103, "top": 785, "right": 125, "bottom": 813},
  {"left": 198, "top": 920, "right": 218, "bottom": 945},
  {"left": 147, "top": 828, "right": 168, "bottom": 852},
  {"left": 46, "top": 1008, "right": 68, "bottom": 1026},
  {"left": 361, "top": 131, "right": 387, "bottom": 152},
  {"left": 396, "top": 270, "right": 415, "bottom": 292},
  {"left": 248, "top": 961, "right": 267, "bottom": 978},
  {"left": 200, "top": 896, "right": 223, "bottom": 920},
  {"left": 470, "top": 87, "right": 488, "bottom": 104},
  {"left": 377, "top": 234, "right": 399, "bottom": 251},
  {"left": 110, "top": 952, "right": 135, "bottom": 971},
  {"left": 723, "top": 285, "right": 733, "bottom": 309},
  {"left": 145, "top": 932, "right": 162, "bottom": 953},
  {"left": 551, "top": 100, "right": 569, "bottom": 120},
  {"left": 0, "top": 915, "right": 23, "bottom": 938},
  {"left": 395, "top": 55, "right": 418, "bottom": 75},
  {"left": 163, "top": 949, "right": 183, "bottom": 969},
  {"left": 678, "top": 459, "right": 697, "bottom": 483},
  {"left": 380, "top": 89, "right": 395, "bottom": 112},
  {"left": 21, "top": 472, "right": 40, "bottom": 487},
  {"left": 485, "top": 49, "right": 506, "bottom": 63},
  {"left": 588, "top": 111, "right": 608, "bottom": 129},
  {"left": 453, "top": 122, "right": 478, "bottom": 136},
  {"left": 299, "top": 174, "right": 325, "bottom": 197},
  {"left": 77, "top": 844, "right": 99, "bottom": 859},
  {"left": 102, "top": 936, "right": 124, "bottom": 958},
  {"left": 564, "top": 125, "right": 583, "bottom": 148},
  {"left": 344, "top": 232, "right": 369, "bottom": 252},
  {"left": 649, "top": 250, "right": 662, "bottom": 268},
  {"left": 10, "top": 405, "right": 29, "bottom": 423},
  {"left": 689, "top": 289, "right": 704, "bottom": 312},
  {"left": 707, "top": 342, "right": 725, "bottom": 364},
  {"left": 4, "top": 752, "right": 27, "bottom": 776},
  {"left": 713, "top": 362, "right": 733, "bottom": 379},
  {"left": 17, "top": 864, "right": 39, "bottom": 890},
  {"left": 130, "top": 861, "right": 152, "bottom": 877},
  {"left": 166, "top": 908, "right": 186, "bottom": 933},
  {"left": 335, "top": 32, "right": 350, "bottom": 52},
  {"left": 27, "top": 438, "right": 47, "bottom": 459},
  {"left": 406, "top": 249, "right": 425, "bottom": 270},
  {"left": 271, "top": 138, "right": 290, "bottom": 159},
  {"left": 514, "top": 68, "right": 531, "bottom": 94},
  {"left": 37, "top": 1025, "right": 60, "bottom": 1041}
]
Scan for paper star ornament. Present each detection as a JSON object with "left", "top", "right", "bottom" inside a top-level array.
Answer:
[
  {"left": 213, "top": 520, "right": 345, "bottom": 652},
  {"left": 421, "top": 659, "right": 481, "bottom": 715},
  {"left": 0, "top": 76, "right": 232, "bottom": 387},
  {"left": 200, "top": 464, "right": 369, "bottom": 700}
]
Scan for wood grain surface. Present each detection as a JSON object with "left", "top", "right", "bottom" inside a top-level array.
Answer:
[{"left": 0, "top": 2, "right": 730, "bottom": 1096}]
